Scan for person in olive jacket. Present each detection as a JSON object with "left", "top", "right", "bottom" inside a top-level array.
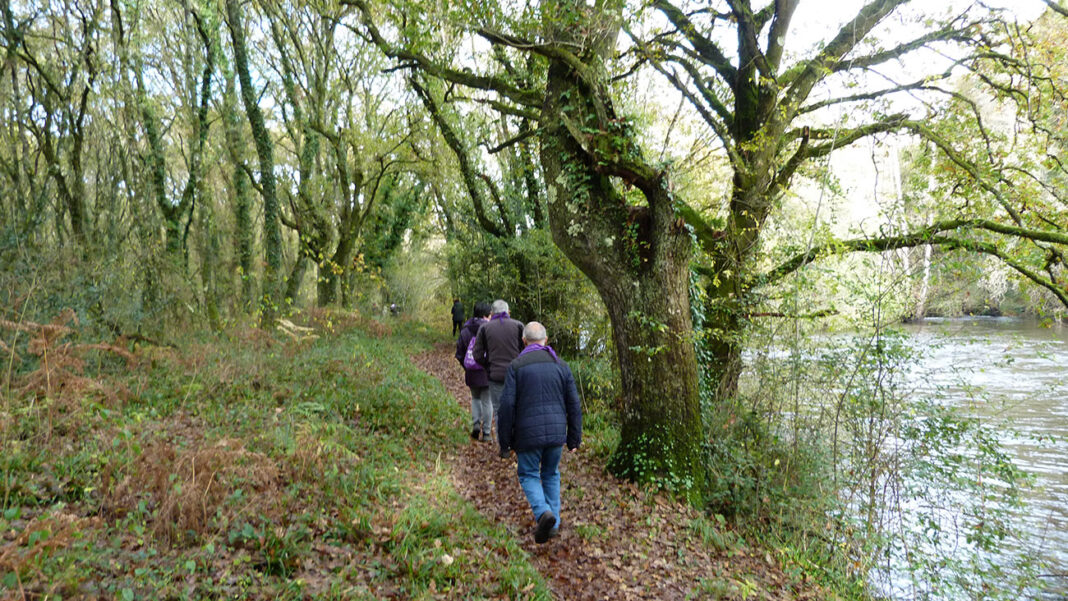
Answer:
[
  {"left": 497, "top": 321, "right": 582, "bottom": 544},
  {"left": 471, "top": 299, "right": 524, "bottom": 427},
  {"left": 455, "top": 301, "right": 492, "bottom": 441}
]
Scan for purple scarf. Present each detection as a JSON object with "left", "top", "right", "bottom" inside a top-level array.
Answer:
[
  {"left": 519, "top": 343, "right": 559, "bottom": 362},
  {"left": 491, "top": 311, "right": 510, "bottom": 321}
]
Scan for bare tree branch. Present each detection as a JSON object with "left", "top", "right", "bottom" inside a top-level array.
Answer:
[
  {"left": 409, "top": 76, "right": 506, "bottom": 238},
  {"left": 342, "top": 0, "right": 542, "bottom": 108},
  {"left": 653, "top": 0, "right": 737, "bottom": 86},
  {"left": 781, "top": 0, "right": 909, "bottom": 112},
  {"left": 798, "top": 67, "right": 954, "bottom": 114},
  {"left": 830, "top": 17, "right": 974, "bottom": 73},
  {"left": 1042, "top": 0, "right": 1068, "bottom": 17}
]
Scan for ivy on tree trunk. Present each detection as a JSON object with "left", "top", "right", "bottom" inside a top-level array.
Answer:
[{"left": 225, "top": 0, "right": 282, "bottom": 320}]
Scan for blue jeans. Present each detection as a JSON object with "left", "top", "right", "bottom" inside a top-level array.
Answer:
[{"left": 516, "top": 446, "right": 563, "bottom": 524}]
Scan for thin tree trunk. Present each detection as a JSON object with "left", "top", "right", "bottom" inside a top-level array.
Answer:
[
  {"left": 916, "top": 212, "right": 934, "bottom": 319},
  {"left": 285, "top": 253, "right": 309, "bottom": 305},
  {"left": 223, "top": 70, "right": 255, "bottom": 307},
  {"left": 887, "top": 144, "right": 912, "bottom": 278},
  {"left": 226, "top": 0, "right": 282, "bottom": 321},
  {"left": 198, "top": 200, "right": 222, "bottom": 330},
  {"left": 135, "top": 67, "right": 175, "bottom": 252}
]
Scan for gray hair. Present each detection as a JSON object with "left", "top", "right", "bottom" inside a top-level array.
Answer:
[
  {"left": 491, "top": 299, "right": 510, "bottom": 315},
  {"left": 523, "top": 321, "right": 548, "bottom": 343}
]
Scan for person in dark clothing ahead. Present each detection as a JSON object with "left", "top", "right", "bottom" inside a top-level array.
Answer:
[
  {"left": 497, "top": 321, "right": 582, "bottom": 544},
  {"left": 451, "top": 299, "right": 465, "bottom": 336}
]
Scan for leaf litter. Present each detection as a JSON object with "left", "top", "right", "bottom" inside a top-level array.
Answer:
[{"left": 413, "top": 342, "right": 826, "bottom": 601}]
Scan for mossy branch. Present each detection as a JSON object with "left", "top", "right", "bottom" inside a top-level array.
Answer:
[
  {"left": 764, "top": 220, "right": 1068, "bottom": 307},
  {"left": 344, "top": 0, "right": 541, "bottom": 108}
]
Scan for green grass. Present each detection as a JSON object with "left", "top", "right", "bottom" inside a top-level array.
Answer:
[{"left": 0, "top": 313, "right": 550, "bottom": 599}]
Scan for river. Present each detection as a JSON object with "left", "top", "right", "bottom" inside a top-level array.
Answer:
[{"left": 897, "top": 317, "right": 1068, "bottom": 599}]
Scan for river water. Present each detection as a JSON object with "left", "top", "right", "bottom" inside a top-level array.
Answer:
[{"left": 897, "top": 317, "right": 1068, "bottom": 598}]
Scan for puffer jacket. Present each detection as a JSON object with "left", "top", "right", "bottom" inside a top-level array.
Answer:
[
  {"left": 455, "top": 318, "right": 489, "bottom": 388},
  {"left": 497, "top": 349, "right": 582, "bottom": 452}
]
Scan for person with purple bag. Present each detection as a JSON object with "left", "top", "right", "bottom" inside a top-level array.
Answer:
[
  {"left": 497, "top": 321, "right": 582, "bottom": 544},
  {"left": 455, "top": 301, "right": 493, "bottom": 442}
]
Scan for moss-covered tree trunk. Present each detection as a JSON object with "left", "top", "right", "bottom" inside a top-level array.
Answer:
[
  {"left": 110, "top": 0, "right": 185, "bottom": 258},
  {"left": 226, "top": 0, "right": 282, "bottom": 320},
  {"left": 537, "top": 1, "right": 706, "bottom": 500},
  {"left": 597, "top": 231, "right": 706, "bottom": 494},
  {"left": 318, "top": 233, "right": 352, "bottom": 307},
  {"left": 222, "top": 70, "right": 255, "bottom": 307},
  {"left": 316, "top": 129, "right": 370, "bottom": 308}
]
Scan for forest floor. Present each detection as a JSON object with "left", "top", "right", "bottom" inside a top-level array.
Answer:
[
  {"left": 412, "top": 342, "right": 824, "bottom": 601},
  {"left": 0, "top": 312, "right": 833, "bottom": 600}
]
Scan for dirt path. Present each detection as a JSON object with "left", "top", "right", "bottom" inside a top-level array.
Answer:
[{"left": 413, "top": 343, "right": 815, "bottom": 601}]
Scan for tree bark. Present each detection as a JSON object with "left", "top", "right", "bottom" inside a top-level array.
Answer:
[
  {"left": 285, "top": 253, "right": 309, "bottom": 305},
  {"left": 222, "top": 70, "right": 255, "bottom": 307},
  {"left": 225, "top": 0, "right": 282, "bottom": 320},
  {"left": 538, "top": 3, "right": 706, "bottom": 499}
]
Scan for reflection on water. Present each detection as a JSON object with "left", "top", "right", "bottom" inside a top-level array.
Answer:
[{"left": 899, "top": 317, "right": 1068, "bottom": 597}]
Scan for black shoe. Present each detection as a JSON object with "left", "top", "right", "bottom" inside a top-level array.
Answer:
[
  {"left": 534, "top": 511, "right": 557, "bottom": 544},
  {"left": 548, "top": 526, "right": 559, "bottom": 540},
  {"left": 470, "top": 426, "right": 480, "bottom": 440},
  {"left": 481, "top": 432, "right": 492, "bottom": 443}
]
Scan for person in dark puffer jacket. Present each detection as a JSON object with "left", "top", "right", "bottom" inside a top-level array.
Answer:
[
  {"left": 455, "top": 301, "right": 492, "bottom": 441},
  {"left": 497, "top": 321, "right": 582, "bottom": 544}
]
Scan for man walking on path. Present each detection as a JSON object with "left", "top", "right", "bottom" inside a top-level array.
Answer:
[
  {"left": 497, "top": 321, "right": 582, "bottom": 544},
  {"left": 472, "top": 299, "right": 524, "bottom": 429},
  {"left": 451, "top": 298, "right": 465, "bottom": 336},
  {"left": 456, "top": 301, "right": 493, "bottom": 442}
]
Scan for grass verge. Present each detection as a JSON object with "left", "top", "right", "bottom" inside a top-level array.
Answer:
[{"left": 1, "top": 310, "right": 550, "bottom": 600}]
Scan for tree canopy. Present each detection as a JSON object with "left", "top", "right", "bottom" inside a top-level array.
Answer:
[
  {"left": 345, "top": 0, "right": 1068, "bottom": 493},
  {"left": 2, "top": 0, "right": 1066, "bottom": 497}
]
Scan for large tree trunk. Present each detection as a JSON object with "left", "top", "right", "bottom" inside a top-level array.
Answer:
[
  {"left": 702, "top": 285, "right": 744, "bottom": 401},
  {"left": 539, "top": 20, "right": 706, "bottom": 498},
  {"left": 597, "top": 242, "right": 706, "bottom": 496}
]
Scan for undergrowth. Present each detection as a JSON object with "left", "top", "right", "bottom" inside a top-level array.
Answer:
[
  {"left": 568, "top": 352, "right": 871, "bottom": 600},
  {"left": 0, "top": 309, "right": 549, "bottom": 599}
]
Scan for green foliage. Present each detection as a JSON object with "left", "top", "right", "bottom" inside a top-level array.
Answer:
[
  {"left": 445, "top": 229, "right": 610, "bottom": 357},
  {"left": 687, "top": 514, "right": 740, "bottom": 553},
  {"left": 0, "top": 313, "right": 549, "bottom": 598},
  {"left": 568, "top": 357, "right": 621, "bottom": 460},
  {"left": 381, "top": 238, "right": 447, "bottom": 323},
  {"left": 362, "top": 178, "right": 424, "bottom": 272},
  {"left": 0, "top": 242, "right": 215, "bottom": 341},
  {"left": 604, "top": 413, "right": 711, "bottom": 505},
  {"left": 813, "top": 329, "right": 1042, "bottom": 600}
]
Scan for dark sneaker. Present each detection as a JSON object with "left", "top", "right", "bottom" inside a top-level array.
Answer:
[
  {"left": 534, "top": 511, "right": 557, "bottom": 544},
  {"left": 481, "top": 432, "right": 492, "bottom": 443},
  {"left": 470, "top": 426, "right": 480, "bottom": 440},
  {"left": 548, "top": 526, "right": 559, "bottom": 540}
]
